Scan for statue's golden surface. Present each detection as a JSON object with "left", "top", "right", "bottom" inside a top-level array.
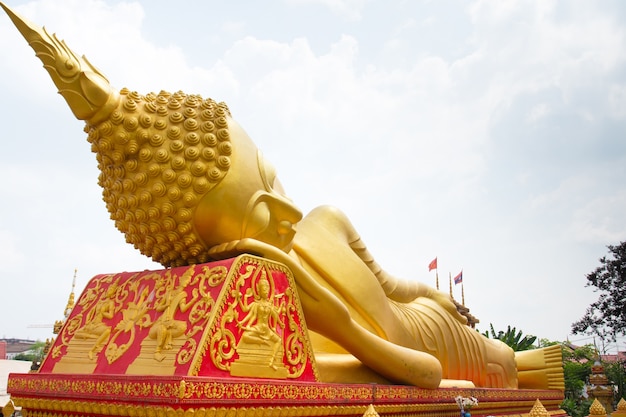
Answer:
[{"left": 2, "top": 2, "right": 563, "bottom": 390}]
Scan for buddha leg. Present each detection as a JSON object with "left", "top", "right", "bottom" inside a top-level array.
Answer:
[
  {"left": 391, "top": 298, "right": 517, "bottom": 388},
  {"left": 483, "top": 337, "right": 518, "bottom": 388}
]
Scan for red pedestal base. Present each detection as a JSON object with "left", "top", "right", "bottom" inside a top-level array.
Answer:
[
  {"left": 7, "top": 372, "right": 566, "bottom": 417},
  {"left": 6, "top": 257, "right": 567, "bottom": 416}
]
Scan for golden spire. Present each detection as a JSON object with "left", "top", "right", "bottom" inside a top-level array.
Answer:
[
  {"left": 63, "top": 268, "right": 77, "bottom": 318},
  {"left": 53, "top": 269, "right": 78, "bottom": 334},
  {"left": 0, "top": 2, "right": 119, "bottom": 124}
]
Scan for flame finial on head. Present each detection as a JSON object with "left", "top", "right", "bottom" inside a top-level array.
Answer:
[{"left": 0, "top": 2, "right": 119, "bottom": 123}]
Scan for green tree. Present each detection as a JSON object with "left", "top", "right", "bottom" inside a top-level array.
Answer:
[
  {"left": 560, "top": 397, "right": 593, "bottom": 417},
  {"left": 560, "top": 343, "right": 595, "bottom": 417},
  {"left": 13, "top": 340, "right": 46, "bottom": 363},
  {"left": 537, "top": 338, "right": 562, "bottom": 348},
  {"left": 482, "top": 324, "right": 537, "bottom": 351},
  {"left": 572, "top": 241, "right": 626, "bottom": 341},
  {"left": 605, "top": 360, "right": 626, "bottom": 403}
]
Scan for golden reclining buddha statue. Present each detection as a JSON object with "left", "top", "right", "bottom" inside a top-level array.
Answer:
[{"left": 1, "top": 2, "right": 563, "bottom": 390}]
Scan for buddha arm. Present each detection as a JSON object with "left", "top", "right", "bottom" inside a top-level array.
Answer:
[
  {"left": 349, "top": 236, "right": 433, "bottom": 302},
  {"left": 207, "top": 238, "right": 443, "bottom": 388},
  {"left": 351, "top": 236, "right": 467, "bottom": 324},
  {"left": 305, "top": 205, "right": 467, "bottom": 324}
]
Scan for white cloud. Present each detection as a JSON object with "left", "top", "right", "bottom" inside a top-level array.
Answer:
[
  {"left": 609, "top": 84, "right": 626, "bottom": 120},
  {"left": 284, "top": 0, "right": 367, "bottom": 20},
  {"left": 0, "top": 230, "right": 25, "bottom": 268},
  {"left": 526, "top": 103, "right": 551, "bottom": 123},
  {"left": 570, "top": 190, "right": 626, "bottom": 244}
]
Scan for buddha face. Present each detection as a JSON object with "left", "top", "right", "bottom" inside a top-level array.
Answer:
[{"left": 193, "top": 117, "right": 303, "bottom": 253}]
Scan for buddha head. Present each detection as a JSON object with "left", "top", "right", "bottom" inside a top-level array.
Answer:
[
  {"left": 89, "top": 89, "right": 302, "bottom": 268},
  {"left": 2, "top": 3, "right": 303, "bottom": 267}
]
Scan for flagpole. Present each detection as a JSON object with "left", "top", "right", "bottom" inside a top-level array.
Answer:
[
  {"left": 429, "top": 257, "right": 439, "bottom": 289},
  {"left": 448, "top": 272, "right": 453, "bottom": 299},
  {"left": 461, "top": 281, "right": 465, "bottom": 306}
]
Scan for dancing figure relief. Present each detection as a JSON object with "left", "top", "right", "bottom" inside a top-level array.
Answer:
[
  {"left": 74, "top": 282, "right": 118, "bottom": 360},
  {"left": 149, "top": 269, "right": 198, "bottom": 361}
]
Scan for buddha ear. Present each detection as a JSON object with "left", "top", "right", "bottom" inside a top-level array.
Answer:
[{"left": 242, "top": 192, "right": 272, "bottom": 239}]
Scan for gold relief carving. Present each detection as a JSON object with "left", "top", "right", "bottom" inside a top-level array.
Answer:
[
  {"left": 149, "top": 267, "right": 197, "bottom": 361},
  {"left": 281, "top": 285, "right": 308, "bottom": 378},
  {"left": 151, "top": 382, "right": 179, "bottom": 398},
  {"left": 12, "top": 396, "right": 369, "bottom": 417},
  {"left": 96, "top": 380, "right": 124, "bottom": 396},
  {"left": 52, "top": 272, "right": 163, "bottom": 369},
  {"left": 123, "top": 382, "right": 153, "bottom": 397},
  {"left": 125, "top": 265, "right": 219, "bottom": 375},
  {"left": 203, "top": 381, "right": 226, "bottom": 398},
  {"left": 231, "top": 269, "right": 287, "bottom": 377},
  {"left": 50, "top": 275, "right": 128, "bottom": 373},
  {"left": 51, "top": 275, "right": 118, "bottom": 360},
  {"left": 105, "top": 275, "right": 153, "bottom": 363},
  {"left": 214, "top": 263, "right": 286, "bottom": 377},
  {"left": 283, "top": 384, "right": 300, "bottom": 399},
  {"left": 176, "top": 335, "right": 198, "bottom": 365},
  {"left": 71, "top": 379, "right": 96, "bottom": 394},
  {"left": 259, "top": 383, "right": 278, "bottom": 399},
  {"left": 175, "top": 265, "right": 221, "bottom": 366},
  {"left": 39, "top": 257, "right": 311, "bottom": 378},
  {"left": 209, "top": 302, "right": 238, "bottom": 371},
  {"left": 7, "top": 375, "right": 565, "bottom": 417},
  {"left": 204, "top": 265, "right": 229, "bottom": 286},
  {"left": 206, "top": 258, "right": 311, "bottom": 379},
  {"left": 207, "top": 264, "right": 256, "bottom": 372},
  {"left": 74, "top": 279, "right": 119, "bottom": 359}
]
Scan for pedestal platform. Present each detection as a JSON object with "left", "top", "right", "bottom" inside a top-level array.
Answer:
[
  {"left": 7, "top": 373, "right": 566, "bottom": 417},
  {"left": 6, "top": 256, "right": 567, "bottom": 417}
]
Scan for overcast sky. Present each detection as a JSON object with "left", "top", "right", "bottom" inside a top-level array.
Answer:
[{"left": 1, "top": 0, "right": 625, "bottom": 353}]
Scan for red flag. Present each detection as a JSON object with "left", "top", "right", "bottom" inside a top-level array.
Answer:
[
  {"left": 454, "top": 270, "right": 463, "bottom": 285},
  {"left": 428, "top": 257, "right": 437, "bottom": 271}
]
